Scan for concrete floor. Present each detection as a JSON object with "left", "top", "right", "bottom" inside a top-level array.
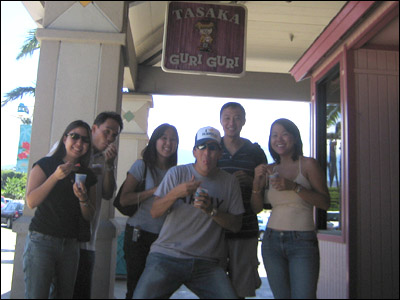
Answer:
[{"left": 1, "top": 227, "right": 273, "bottom": 299}]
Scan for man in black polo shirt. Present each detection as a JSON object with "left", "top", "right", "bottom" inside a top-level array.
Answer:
[{"left": 217, "top": 102, "right": 268, "bottom": 298}]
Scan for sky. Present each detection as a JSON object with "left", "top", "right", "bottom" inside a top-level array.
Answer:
[
  {"left": 1, "top": 1, "right": 311, "bottom": 169},
  {"left": 1, "top": 1, "right": 38, "bottom": 169}
]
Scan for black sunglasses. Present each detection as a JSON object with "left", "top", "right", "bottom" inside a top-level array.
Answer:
[
  {"left": 196, "top": 143, "right": 220, "bottom": 151},
  {"left": 66, "top": 133, "right": 90, "bottom": 144}
]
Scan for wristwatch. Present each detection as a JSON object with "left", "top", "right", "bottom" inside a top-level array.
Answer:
[{"left": 210, "top": 208, "right": 218, "bottom": 217}]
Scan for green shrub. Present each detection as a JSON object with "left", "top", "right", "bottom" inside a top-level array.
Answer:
[
  {"left": 1, "top": 170, "right": 27, "bottom": 200},
  {"left": 328, "top": 187, "right": 340, "bottom": 211}
]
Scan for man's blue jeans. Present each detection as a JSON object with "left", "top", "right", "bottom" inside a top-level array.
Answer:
[
  {"left": 133, "top": 252, "right": 238, "bottom": 299},
  {"left": 261, "top": 228, "right": 320, "bottom": 299},
  {"left": 23, "top": 231, "right": 80, "bottom": 299}
]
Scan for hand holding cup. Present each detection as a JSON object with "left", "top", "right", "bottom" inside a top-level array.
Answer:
[
  {"left": 268, "top": 172, "right": 279, "bottom": 189},
  {"left": 74, "top": 173, "right": 88, "bottom": 201},
  {"left": 193, "top": 187, "right": 210, "bottom": 211}
]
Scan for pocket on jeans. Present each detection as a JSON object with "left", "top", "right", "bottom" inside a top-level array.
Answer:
[
  {"left": 263, "top": 228, "right": 273, "bottom": 240},
  {"left": 29, "top": 231, "right": 55, "bottom": 243},
  {"left": 261, "top": 229, "right": 274, "bottom": 251},
  {"left": 294, "top": 231, "right": 317, "bottom": 241},
  {"left": 294, "top": 231, "right": 318, "bottom": 248},
  {"left": 123, "top": 226, "right": 133, "bottom": 253},
  {"left": 29, "top": 231, "right": 44, "bottom": 241}
]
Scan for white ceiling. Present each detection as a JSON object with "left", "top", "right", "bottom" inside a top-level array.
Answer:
[
  {"left": 128, "top": 1, "right": 348, "bottom": 73},
  {"left": 22, "top": 1, "right": 398, "bottom": 92}
]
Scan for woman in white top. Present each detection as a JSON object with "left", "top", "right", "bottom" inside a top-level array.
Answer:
[{"left": 251, "top": 118, "right": 330, "bottom": 299}]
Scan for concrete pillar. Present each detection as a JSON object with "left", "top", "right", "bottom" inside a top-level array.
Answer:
[
  {"left": 117, "top": 93, "right": 153, "bottom": 184},
  {"left": 113, "top": 93, "right": 153, "bottom": 237},
  {"left": 11, "top": 2, "right": 128, "bottom": 299}
]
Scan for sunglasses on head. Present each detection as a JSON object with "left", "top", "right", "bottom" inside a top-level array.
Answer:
[
  {"left": 196, "top": 143, "right": 220, "bottom": 151},
  {"left": 66, "top": 133, "right": 90, "bottom": 144}
]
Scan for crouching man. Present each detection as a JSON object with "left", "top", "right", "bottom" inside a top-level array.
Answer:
[{"left": 133, "top": 126, "right": 244, "bottom": 299}]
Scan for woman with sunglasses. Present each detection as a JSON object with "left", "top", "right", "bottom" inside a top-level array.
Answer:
[
  {"left": 119, "top": 123, "right": 179, "bottom": 299},
  {"left": 23, "top": 120, "right": 97, "bottom": 299}
]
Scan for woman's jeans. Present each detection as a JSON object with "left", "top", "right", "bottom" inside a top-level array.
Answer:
[
  {"left": 23, "top": 231, "right": 80, "bottom": 299},
  {"left": 261, "top": 228, "right": 320, "bottom": 299},
  {"left": 133, "top": 252, "right": 238, "bottom": 299}
]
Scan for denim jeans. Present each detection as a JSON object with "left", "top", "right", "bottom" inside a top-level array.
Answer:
[
  {"left": 124, "top": 224, "right": 159, "bottom": 299},
  {"left": 261, "top": 228, "right": 320, "bottom": 299},
  {"left": 23, "top": 231, "right": 80, "bottom": 299},
  {"left": 73, "top": 249, "right": 95, "bottom": 299},
  {"left": 133, "top": 252, "right": 238, "bottom": 299}
]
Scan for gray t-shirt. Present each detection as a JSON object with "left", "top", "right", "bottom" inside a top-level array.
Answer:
[
  {"left": 126, "top": 159, "right": 168, "bottom": 234},
  {"left": 151, "top": 164, "right": 245, "bottom": 262}
]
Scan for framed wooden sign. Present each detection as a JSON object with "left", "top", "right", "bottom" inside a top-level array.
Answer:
[{"left": 162, "top": 1, "right": 247, "bottom": 77}]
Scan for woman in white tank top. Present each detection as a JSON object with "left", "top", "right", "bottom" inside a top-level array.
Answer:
[{"left": 250, "top": 118, "right": 330, "bottom": 299}]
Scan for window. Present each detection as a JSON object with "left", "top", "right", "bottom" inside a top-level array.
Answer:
[{"left": 315, "top": 64, "right": 342, "bottom": 233}]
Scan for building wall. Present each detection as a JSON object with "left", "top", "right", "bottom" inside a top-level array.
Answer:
[
  {"left": 352, "top": 48, "right": 399, "bottom": 299},
  {"left": 316, "top": 48, "right": 399, "bottom": 299},
  {"left": 317, "top": 241, "right": 347, "bottom": 299}
]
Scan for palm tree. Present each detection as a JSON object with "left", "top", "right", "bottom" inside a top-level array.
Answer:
[
  {"left": 16, "top": 29, "right": 40, "bottom": 60},
  {"left": 1, "top": 29, "right": 39, "bottom": 108},
  {"left": 326, "top": 103, "right": 341, "bottom": 187},
  {"left": 326, "top": 103, "right": 341, "bottom": 140},
  {"left": 2, "top": 87, "right": 36, "bottom": 107}
]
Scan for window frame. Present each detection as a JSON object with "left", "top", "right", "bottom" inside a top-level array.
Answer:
[{"left": 312, "top": 56, "right": 346, "bottom": 243}]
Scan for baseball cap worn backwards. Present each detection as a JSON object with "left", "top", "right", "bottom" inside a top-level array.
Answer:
[{"left": 195, "top": 126, "right": 222, "bottom": 147}]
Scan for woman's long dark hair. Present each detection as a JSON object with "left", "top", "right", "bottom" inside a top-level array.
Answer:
[
  {"left": 142, "top": 123, "right": 179, "bottom": 183},
  {"left": 52, "top": 120, "right": 92, "bottom": 168},
  {"left": 269, "top": 118, "right": 303, "bottom": 164}
]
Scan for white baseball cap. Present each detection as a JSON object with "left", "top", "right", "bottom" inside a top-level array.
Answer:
[{"left": 194, "top": 126, "right": 221, "bottom": 147}]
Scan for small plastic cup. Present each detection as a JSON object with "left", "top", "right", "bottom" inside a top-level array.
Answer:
[
  {"left": 75, "top": 173, "right": 87, "bottom": 185},
  {"left": 269, "top": 172, "right": 279, "bottom": 179},
  {"left": 194, "top": 187, "right": 208, "bottom": 203},
  {"left": 267, "top": 172, "right": 279, "bottom": 185}
]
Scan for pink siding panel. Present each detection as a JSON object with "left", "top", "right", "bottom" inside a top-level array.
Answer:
[
  {"left": 318, "top": 241, "right": 347, "bottom": 299},
  {"left": 354, "top": 49, "right": 399, "bottom": 299},
  {"left": 356, "top": 70, "right": 372, "bottom": 297},
  {"left": 386, "top": 51, "right": 398, "bottom": 71},
  {"left": 387, "top": 74, "right": 399, "bottom": 299},
  {"left": 377, "top": 74, "right": 393, "bottom": 298},
  {"left": 367, "top": 57, "right": 382, "bottom": 300}
]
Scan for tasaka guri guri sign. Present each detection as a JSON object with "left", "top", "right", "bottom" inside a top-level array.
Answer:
[{"left": 162, "top": 1, "right": 247, "bottom": 77}]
